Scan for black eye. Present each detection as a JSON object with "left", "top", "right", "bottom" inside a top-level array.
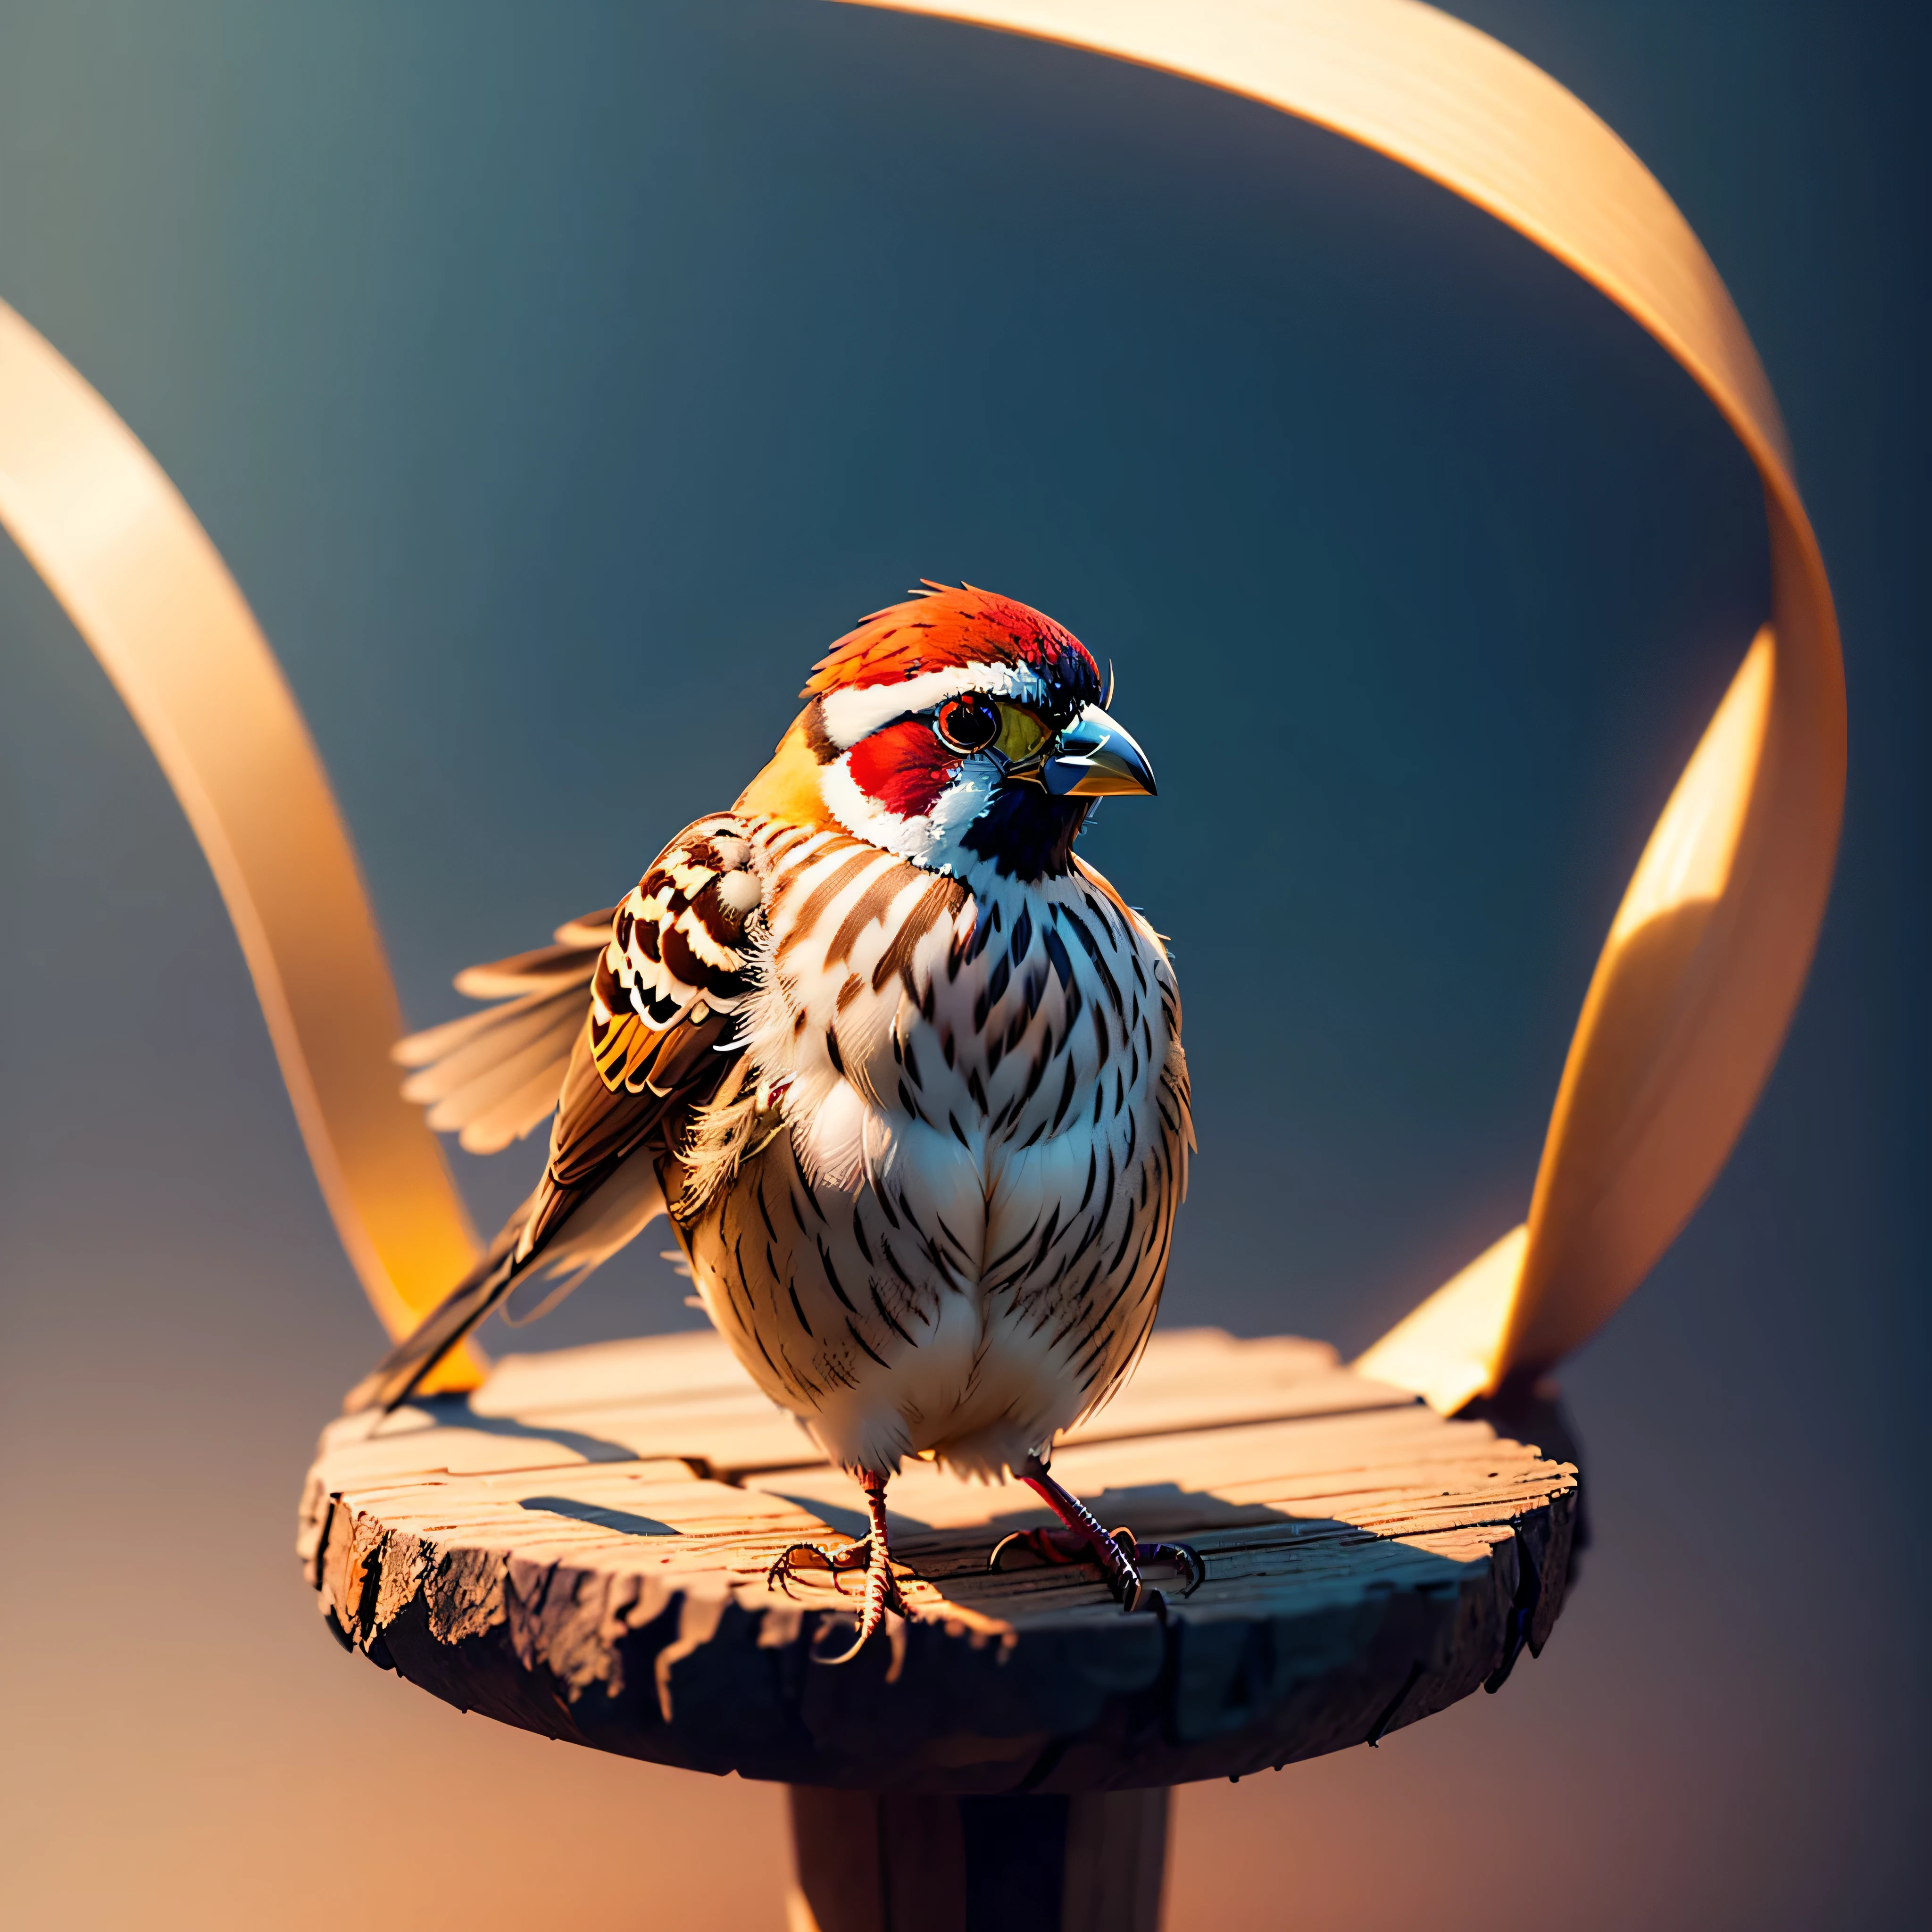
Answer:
[{"left": 934, "top": 693, "right": 1000, "bottom": 754}]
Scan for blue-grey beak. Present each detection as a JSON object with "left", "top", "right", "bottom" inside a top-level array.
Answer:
[{"left": 1040, "top": 702, "right": 1158, "bottom": 798}]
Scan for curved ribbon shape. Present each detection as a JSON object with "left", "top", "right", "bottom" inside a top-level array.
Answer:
[
  {"left": 1, "top": 2, "right": 1843, "bottom": 1419},
  {"left": 0, "top": 303, "right": 485, "bottom": 1389},
  {"left": 845, "top": 0, "right": 1846, "bottom": 1409}
]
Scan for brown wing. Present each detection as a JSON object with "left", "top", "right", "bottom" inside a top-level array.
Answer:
[
  {"left": 354, "top": 816, "right": 765, "bottom": 1413},
  {"left": 516, "top": 814, "right": 764, "bottom": 1253},
  {"left": 393, "top": 909, "right": 616, "bottom": 1154}
]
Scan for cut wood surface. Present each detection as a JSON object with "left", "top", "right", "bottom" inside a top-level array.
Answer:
[{"left": 300, "top": 1327, "right": 1578, "bottom": 1792}]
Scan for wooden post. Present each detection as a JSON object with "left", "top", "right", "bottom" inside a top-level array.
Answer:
[{"left": 785, "top": 1784, "right": 1170, "bottom": 1932}]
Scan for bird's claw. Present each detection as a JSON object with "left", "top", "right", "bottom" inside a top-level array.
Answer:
[
  {"left": 766, "top": 1538, "right": 874, "bottom": 1599},
  {"left": 1145, "top": 1538, "right": 1207, "bottom": 1598},
  {"left": 988, "top": 1525, "right": 1092, "bottom": 1574},
  {"left": 987, "top": 1524, "right": 1204, "bottom": 1607},
  {"left": 768, "top": 1534, "right": 913, "bottom": 1661}
]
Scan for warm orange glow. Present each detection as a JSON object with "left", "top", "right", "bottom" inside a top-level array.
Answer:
[
  {"left": 844, "top": 0, "right": 1844, "bottom": 1405},
  {"left": 1358, "top": 640, "right": 1782, "bottom": 1406},
  {"left": 1608, "top": 636, "right": 1776, "bottom": 946},
  {"left": 1354, "top": 1226, "right": 1527, "bottom": 1415},
  {"left": 0, "top": 303, "right": 485, "bottom": 1388},
  {"left": 1504, "top": 630, "right": 1787, "bottom": 1374}
]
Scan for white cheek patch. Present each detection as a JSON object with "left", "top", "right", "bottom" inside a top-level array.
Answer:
[
  {"left": 822, "top": 751, "right": 1000, "bottom": 874},
  {"left": 818, "top": 662, "right": 1049, "bottom": 750}
]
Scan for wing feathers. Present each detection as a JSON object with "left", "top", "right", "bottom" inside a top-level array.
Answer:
[
  {"left": 448, "top": 908, "right": 619, "bottom": 999},
  {"left": 342, "top": 1226, "right": 521, "bottom": 1413},
  {"left": 546, "top": 1012, "right": 734, "bottom": 1190},
  {"left": 392, "top": 908, "right": 614, "bottom": 1150},
  {"left": 355, "top": 832, "right": 760, "bottom": 1412},
  {"left": 552, "top": 912, "right": 620, "bottom": 948},
  {"left": 451, "top": 956, "right": 600, "bottom": 1000},
  {"left": 394, "top": 997, "right": 532, "bottom": 1070},
  {"left": 423, "top": 1022, "right": 582, "bottom": 1146},
  {"left": 456, "top": 1063, "right": 582, "bottom": 1156},
  {"left": 400, "top": 1000, "right": 579, "bottom": 1095}
]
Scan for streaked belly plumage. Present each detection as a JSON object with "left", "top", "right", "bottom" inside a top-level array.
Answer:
[{"left": 670, "top": 824, "right": 1191, "bottom": 1478}]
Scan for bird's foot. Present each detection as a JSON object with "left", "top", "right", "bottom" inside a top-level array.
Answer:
[
  {"left": 994, "top": 1452, "right": 1205, "bottom": 1612},
  {"left": 766, "top": 1537, "right": 877, "bottom": 1597},
  {"left": 782, "top": 1535, "right": 911, "bottom": 1666},
  {"left": 987, "top": 1524, "right": 1205, "bottom": 1609},
  {"left": 767, "top": 1470, "right": 910, "bottom": 1665}
]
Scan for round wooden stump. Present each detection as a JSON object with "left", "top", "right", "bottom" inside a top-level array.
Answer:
[{"left": 300, "top": 1328, "right": 1579, "bottom": 1927}]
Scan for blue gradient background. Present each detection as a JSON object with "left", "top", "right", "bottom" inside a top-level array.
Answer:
[{"left": 1, "top": 3, "right": 1924, "bottom": 1926}]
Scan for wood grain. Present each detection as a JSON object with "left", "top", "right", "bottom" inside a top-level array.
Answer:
[
  {"left": 786, "top": 1785, "right": 1171, "bottom": 1932},
  {"left": 300, "top": 1327, "right": 1578, "bottom": 1793}
]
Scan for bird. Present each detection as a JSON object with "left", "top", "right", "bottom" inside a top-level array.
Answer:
[{"left": 348, "top": 583, "right": 1198, "bottom": 1659}]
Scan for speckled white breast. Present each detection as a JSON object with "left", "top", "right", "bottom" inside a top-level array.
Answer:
[{"left": 675, "top": 821, "right": 1191, "bottom": 1478}]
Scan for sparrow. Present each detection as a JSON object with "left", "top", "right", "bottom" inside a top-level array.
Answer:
[{"left": 350, "top": 584, "right": 1199, "bottom": 1657}]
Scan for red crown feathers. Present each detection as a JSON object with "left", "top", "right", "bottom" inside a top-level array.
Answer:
[{"left": 803, "top": 583, "right": 1102, "bottom": 702}]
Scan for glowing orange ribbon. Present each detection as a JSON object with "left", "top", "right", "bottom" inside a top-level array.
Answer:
[
  {"left": 0, "top": 303, "right": 485, "bottom": 1389},
  {"left": 847, "top": 0, "right": 1844, "bottom": 1409},
  {"left": 0, "top": 0, "right": 1843, "bottom": 1415}
]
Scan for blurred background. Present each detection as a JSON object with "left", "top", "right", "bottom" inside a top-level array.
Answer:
[{"left": 0, "top": 1, "right": 1924, "bottom": 1926}]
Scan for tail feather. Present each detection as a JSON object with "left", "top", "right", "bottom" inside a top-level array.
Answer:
[
  {"left": 342, "top": 1158, "right": 670, "bottom": 1415},
  {"left": 343, "top": 1227, "right": 522, "bottom": 1415}
]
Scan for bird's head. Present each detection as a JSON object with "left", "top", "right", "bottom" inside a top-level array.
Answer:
[{"left": 738, "top": 583, "right": 1157, "bottom": 882}]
